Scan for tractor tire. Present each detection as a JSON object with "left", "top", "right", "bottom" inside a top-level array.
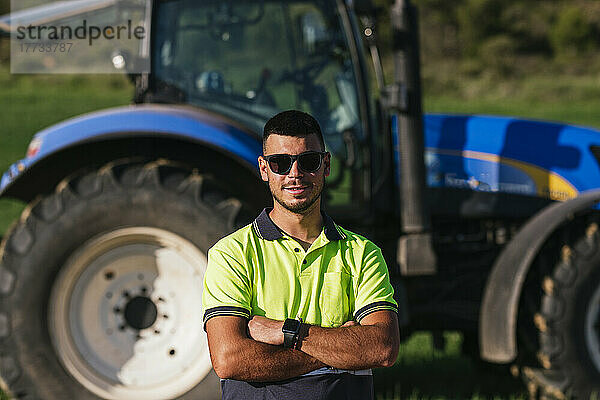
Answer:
[
  {"left": 527, "top": 221, "right": 600, "bottom": 399},
  {"left": 0, "top": 159, "right": 254, "bottom": 400}
]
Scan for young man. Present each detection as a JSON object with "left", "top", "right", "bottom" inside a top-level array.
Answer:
[{"left": 203, "top": 110, "right": 399, "bottom": 400}]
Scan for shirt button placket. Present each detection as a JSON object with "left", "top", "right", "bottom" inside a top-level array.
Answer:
[
  {"left": 291, "top": 245, "right": 306, "bottom": 273},
  {"left": 300, "top": 256, "right": 308, "bottom": 273},
  {"left": 293, "top": 247, "right": 302, "bottom": 265}
]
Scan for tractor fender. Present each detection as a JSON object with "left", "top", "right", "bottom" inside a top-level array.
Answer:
[
  {"left": 0, "top": 104, "right": 264, "bottom": 203},
  {"left": 480, "top": 189, "right": 600, "bottom": 363}
]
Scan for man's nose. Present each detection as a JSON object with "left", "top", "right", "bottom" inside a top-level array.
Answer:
[{"left": 287, "top": 159, "right": 303, "bottom": 177}]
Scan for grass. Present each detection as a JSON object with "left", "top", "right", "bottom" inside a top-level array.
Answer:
[
  {"left": 419, "top": 56, "right": 600, "bottom": 128},
  {"left": 0, "top": 64, "right": 599, "bottom": 399},
  {"left": 0, "top": 67, "right": 132, "bottom": 234},
  {"left": 373, "top": 333, "right": 526, "bottom": 400}
]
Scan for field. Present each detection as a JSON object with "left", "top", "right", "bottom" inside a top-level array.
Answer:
[{"left": 1, "top": 67, "right": 600, "bottom": 399}]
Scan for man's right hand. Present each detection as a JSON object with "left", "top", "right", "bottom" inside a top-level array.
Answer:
[{"left": 247, "top": 315, "right": 285, "bottom": 345}]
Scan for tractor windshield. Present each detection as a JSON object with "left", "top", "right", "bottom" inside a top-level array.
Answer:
[{"left": 153, "top": 0, "right": 361, "bottom": 144}]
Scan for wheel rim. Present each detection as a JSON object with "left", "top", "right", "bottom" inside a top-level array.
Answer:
[
  {"left": 49, "top": 227, "right": 212, "bottom": 400},
  {"left": 585, "top": 278, "right": 600, "bottom": 373}
]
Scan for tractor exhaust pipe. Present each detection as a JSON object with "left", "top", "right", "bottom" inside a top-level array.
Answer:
[{"left": 385, "top": 0, "right": 436, "bottom": 275}]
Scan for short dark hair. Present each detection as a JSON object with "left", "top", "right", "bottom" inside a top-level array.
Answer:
[{"left": 263, "top": 110, "right": 325, "bottom": 153}]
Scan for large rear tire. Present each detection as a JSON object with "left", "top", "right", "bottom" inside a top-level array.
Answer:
[
  {"left": 526, "top": 220, "right": 600, "bottom": 399},
  {"left": 0, "top": 160, "right": 253, "bottom": 399}
]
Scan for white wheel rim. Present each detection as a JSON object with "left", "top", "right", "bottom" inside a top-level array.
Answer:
[
  {"left": 585, "top": 278, "right": 600, "bottom": 373},
  {"left": 49, "top": 227, "right": 212, "bottom": 400}
]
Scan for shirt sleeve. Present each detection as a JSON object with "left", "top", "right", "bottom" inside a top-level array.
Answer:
[
  {"left": 202, "top": 242, "right": 252, "bottom": 328},
  {"left": 353, "top": 241, "right": 398, "bottom": 322}
]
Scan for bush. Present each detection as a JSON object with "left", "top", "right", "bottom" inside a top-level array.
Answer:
[
  {"left": 456, "top": 0, "right": 505, "bottom": 56},
  {"left": 550, "top": 6, "right": 596, "bottom": 56},
  {"left": 478, "top": 34, "right": 519, "bottom": 76}
]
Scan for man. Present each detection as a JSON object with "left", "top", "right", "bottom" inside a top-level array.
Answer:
[{"left": 203, "top": 110, "right": 399, "bottom": 400}]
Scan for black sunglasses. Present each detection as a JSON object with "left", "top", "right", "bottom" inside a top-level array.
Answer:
[{"left": 263, "top": 151, "right": 328, "bottom": 175}]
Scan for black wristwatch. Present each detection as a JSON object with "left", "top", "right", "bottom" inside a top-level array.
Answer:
[{"left": 282, "top": 318, "right": 302, "bottom": 348}]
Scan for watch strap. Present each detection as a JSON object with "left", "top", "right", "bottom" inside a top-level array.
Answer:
[
  {"left": 283, "top": 330, "right": 296, "bottom": 348},
  {"left": 282, "top": 318, "right": 302, "bottom": 348},
  {"left": 294, "top": 322, "right": 309, "bottom": 350}
]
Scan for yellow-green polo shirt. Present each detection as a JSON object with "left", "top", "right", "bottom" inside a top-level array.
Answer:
[{"left": 202, "top": 208, "right": 398, "bottom": 328}]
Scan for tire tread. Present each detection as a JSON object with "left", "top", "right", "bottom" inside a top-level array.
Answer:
[{"left": 534, "top": 216, "right": 600, "bottom": 399}]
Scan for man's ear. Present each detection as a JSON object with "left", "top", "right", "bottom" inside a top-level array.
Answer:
[
  {"left": 324, "top": 152, "right": 331, "bottom": 178},
  {"left": 258, "top": 156, "right": 269, "bottom": 182}
]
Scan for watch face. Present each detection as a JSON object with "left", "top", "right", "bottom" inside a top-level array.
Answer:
[{"left": 282, "top": 319, "right": 300, "bottom": 333}]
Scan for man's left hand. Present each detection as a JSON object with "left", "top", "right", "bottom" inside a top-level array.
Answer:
[{"left": 248, "top": 316, "right": 284, "bottom": 346}]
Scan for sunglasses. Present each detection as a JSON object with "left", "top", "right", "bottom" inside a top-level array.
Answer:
[{"left": 263, "top": 151, "right": 328, "bottom": 175}]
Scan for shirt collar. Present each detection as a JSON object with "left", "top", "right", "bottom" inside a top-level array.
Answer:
[{"left": 252, "top": 207, "right": 345, "bottom": 241}]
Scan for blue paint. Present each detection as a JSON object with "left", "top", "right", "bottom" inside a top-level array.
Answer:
[
  {"left": 0, "top": 105, "right": 263, "bottom": 193},
  {"left": 421, "top": 114, "right": 600, "bottom": 198}
]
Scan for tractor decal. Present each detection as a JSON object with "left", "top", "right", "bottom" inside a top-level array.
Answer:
[{"left": 426, "top": 148, "right": 578, "bottom": 201}]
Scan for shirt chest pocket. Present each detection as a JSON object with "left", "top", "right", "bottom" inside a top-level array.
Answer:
[{"left": 319, "top": 271, "right": 352, "bottom": 327}]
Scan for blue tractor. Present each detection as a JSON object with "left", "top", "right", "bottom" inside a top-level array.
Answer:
[{"left": 1, "top": 0, "right": 600, "bottom": 398}]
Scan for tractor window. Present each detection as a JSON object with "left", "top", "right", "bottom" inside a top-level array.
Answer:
[{"left": 154, "top": 0, "right": 366, "bottom": 209}]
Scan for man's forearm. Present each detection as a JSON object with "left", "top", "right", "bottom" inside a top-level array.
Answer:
[
  {"left": 212, "top": 336, "right": 326, "bottom": 382},
  {"left": 297, "top": 323, "right": 397, "bottom": 370}
]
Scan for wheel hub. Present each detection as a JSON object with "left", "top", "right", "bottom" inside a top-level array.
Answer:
[
  {"left": 49, "top": 227, "right": 212, "bottom": 400},
  {"left": 124, "top": 296, "right": 158, "bottom": 330}
]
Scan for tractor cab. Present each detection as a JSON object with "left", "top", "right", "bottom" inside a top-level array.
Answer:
[{"left": 142, "top": 0, "right": 379, "bottom": 215}]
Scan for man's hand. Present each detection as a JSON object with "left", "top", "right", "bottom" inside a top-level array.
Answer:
[
  {"left": 206, "top": 316, "right": 326, "bottom": 381},
  {"left": 247, "top": 315, "right": 284, "bottom": 345},
  {"left": 298, "top": 311, "right": 400, "bottom": 370}
]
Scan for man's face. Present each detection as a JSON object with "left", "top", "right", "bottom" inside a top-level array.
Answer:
[{"left": 258, "top": 134, "right": 330, "bottom": 214}]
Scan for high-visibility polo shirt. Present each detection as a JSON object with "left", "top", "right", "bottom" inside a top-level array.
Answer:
[{"left": 203, "top": 208, "right": 398, "bottom": 328}]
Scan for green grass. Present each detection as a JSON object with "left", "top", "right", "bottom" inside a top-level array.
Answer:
[
  {"left": 426, "top": 95, "right": 600, "bottom": 129},
  {"left": 0, "top": 67, "right": 132, "bottom": 234},
  {"left": 421, "top": 66, "right": 600, "bottom": 128},
  {"left": 373, "top": 333, "right": 526, "bottom": 400}
]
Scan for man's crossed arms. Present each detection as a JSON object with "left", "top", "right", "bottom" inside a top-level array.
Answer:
[{"left": 206, "top": 311, "right": 399, "bottom": 382}]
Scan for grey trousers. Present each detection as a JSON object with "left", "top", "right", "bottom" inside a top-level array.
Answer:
[{"left": 221, "top": 374, "right": 374, "bottom": 400}]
